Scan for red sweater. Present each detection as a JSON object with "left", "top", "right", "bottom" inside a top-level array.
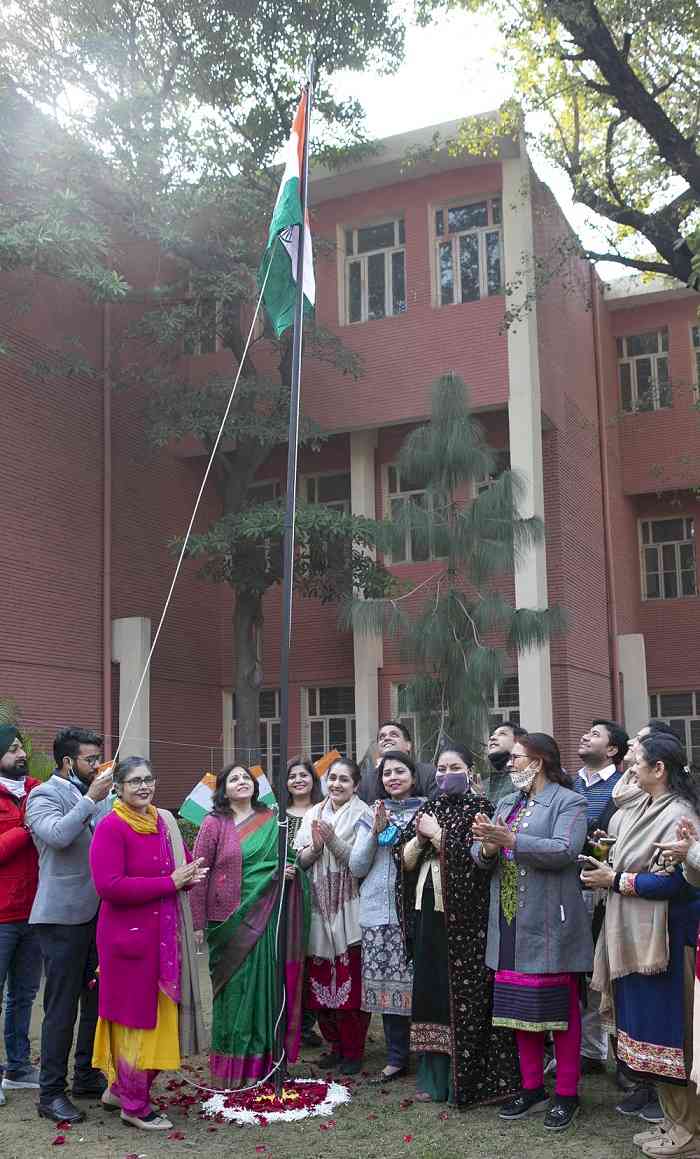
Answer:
[{"left": 0, "top": 778, "right": 40, "bottom": 922}]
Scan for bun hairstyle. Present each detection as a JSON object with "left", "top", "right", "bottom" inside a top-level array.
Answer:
[
  {"left": 376, "top": 749, "right": 417, "bottom": 799},
  {"left": 212, "top": 762, "right": 261, "bottom": 815},
  {"left": 520, "top": 733, "right": 571, "bottom": 787},
  {"left": 640, "top": 732, "right": 700, "bottom": 812}
]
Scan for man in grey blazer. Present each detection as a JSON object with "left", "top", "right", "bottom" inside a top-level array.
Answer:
[{"left": 26, "top": 727, "right": 113, "bottom": 1125}]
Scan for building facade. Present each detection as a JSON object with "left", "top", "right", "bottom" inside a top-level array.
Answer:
[{"left": 1, "top": 121, "right": 698, "bottom": 805}]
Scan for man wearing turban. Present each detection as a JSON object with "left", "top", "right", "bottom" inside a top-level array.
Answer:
[{"left": 0, "top": 724, "right": 42, "bottom": 1106}]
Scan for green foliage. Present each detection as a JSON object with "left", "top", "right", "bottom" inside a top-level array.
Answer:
[
  {"left": 0, "top": 696, "right": 54, "bottom": 781},
  {"left": 0, "top": 0, "right": 409, "bottom": 757},
  {"left": 346, "top": 373, "right": 567, "bottom": 756},
  {"left": 176, "top": 814, "right": 199, "bottom": 852},
  {"left": 419, "top": 0, "right": 700, "bottom": 285}
]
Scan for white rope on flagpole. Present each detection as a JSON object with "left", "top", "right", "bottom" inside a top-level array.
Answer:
[{"left": 111, "top": 249, "right": 276, "bottom": 769}]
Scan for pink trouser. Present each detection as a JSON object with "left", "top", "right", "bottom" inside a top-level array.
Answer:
[
  {"left": 112, "top": 1063, "right": 159, "bottom": 1118},
  {"left": 515, "top": 976, "right": 581, "bottom": 1097}
]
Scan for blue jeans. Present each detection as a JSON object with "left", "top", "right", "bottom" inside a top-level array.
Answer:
[
  {"left": 0, "top": 921, "right": 43, "bottom": 1075},
  {"left": 383, "top": 1013, "right": 411, "bottom": 1069}
]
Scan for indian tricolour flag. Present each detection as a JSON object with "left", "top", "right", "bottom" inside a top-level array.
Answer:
[
  {"left": 178, "top": 750, "right": 340, "bottom": 828},
  {"left": 258, "top": 90, "right": 315, "bottom": 337},
  {"left": 179, "top": 765, "right": 275, "bottom": 828}
]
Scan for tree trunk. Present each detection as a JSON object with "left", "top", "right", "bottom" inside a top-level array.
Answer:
[{"left": 233, "top": 587, "right": 264, "bottom": 766}]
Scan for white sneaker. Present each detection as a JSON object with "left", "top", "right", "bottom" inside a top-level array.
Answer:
[
  {"left": 634, "top": 1122, "right": 670, "bottom": 1147},
  {"left": 120, "top": 1110, "right": 173, "bottom": 1131},
  {"left": 0, "top": 1086, "right": 6, "bottom": 1107},
  {"left": 2, "top": 1065, "right": 40, "bottom": 1089}
]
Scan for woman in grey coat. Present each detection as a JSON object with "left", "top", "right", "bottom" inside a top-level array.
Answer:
[
  {"left": 349, "top": 750, "right": 424, "bottom": 1082},
  {"left": 472, "top": 732, "right": 592, "bottom": 1132}
]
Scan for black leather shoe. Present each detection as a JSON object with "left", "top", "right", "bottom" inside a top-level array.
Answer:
[
  {"left": 544, "top": 1096, "right": 580, "bottom": 1131},
  {"left": 498, "top": 1088, "right": 549, "bottom": 1120},
  {"left": 38, "top": 1095, "right": 86, "bottom": 1124},
  {"left": 72, "top": 1072, "right": 107, "bottom": 1098}
]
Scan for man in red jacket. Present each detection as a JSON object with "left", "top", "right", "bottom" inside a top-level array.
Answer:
[{"left": 0, "top": 724, "right": 42, "bottom": 1106}]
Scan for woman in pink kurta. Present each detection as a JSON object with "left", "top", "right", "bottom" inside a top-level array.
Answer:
[{"left": 89, "top": 758, "right": 207, "bottom": 1131}]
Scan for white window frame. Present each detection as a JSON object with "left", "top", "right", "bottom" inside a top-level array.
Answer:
[
  {"left": 384, "top": 463, "right": 436, "bottom": 564},
  {"left": 247, "top": 478, "right": 284, "bottom": 503},
  {"left": 691, "top": 325, "right": 700, "bottom": 395},
  {"left": 617, "top": 329, "right": 670, "bottom": 413},
  {"left": 391, "top": 676, "right": 520, "bottom": 758},
  {"left": 343, "top": 218, "right": 406, "bottom": 325},
  {"left": 433, "top": 195, "right": 503, "bottom": 307},
  {"left": 488, "top": 676, "right": 521, "bottom": 734},
  {"left": 303, "top": 471, "right": 351, "bottom": 513},
  {"left": 649, "top": 691, "right": 700, "bottom": 770},
  {"left": 474, "top": 449, "right": 511, "bottom": 496},
  {"left": 639, "top": 516, "right": 697, "bottom": 601},
  {"left": 304, "top": 686, "right": 356, "bottom": 762},
  {"left": 184, "top": 295, "right": 222, "bottom": 356},
  {"left": 258, "top": 689, "right": 280, "bottom": 778}
]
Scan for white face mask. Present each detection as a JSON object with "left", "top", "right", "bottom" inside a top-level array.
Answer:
[{"left": 509, "top": 762, "right": 538, "bottom": 793}]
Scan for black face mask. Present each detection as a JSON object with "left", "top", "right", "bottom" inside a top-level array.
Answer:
[{"left": 489, "top": 750, "right": 511, "bottom": 772}]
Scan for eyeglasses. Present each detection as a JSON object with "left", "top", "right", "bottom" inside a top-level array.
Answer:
[
  {"left": 123, "top": 776, "right": 156, "bottom": 789},
  {"left": 79, "top": 755, "right": 102, "bottom": 767}
]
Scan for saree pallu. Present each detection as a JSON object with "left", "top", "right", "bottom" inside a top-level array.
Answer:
[{"left": 207, "top": 808, "right": 309, "bottom": 1085}]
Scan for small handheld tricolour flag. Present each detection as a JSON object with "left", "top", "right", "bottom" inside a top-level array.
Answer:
[
  {"left": 178, "top": 751, "right": 340, "bottom": 828},
  {"left": 258, "top": 90, "right": 315, "bottom": 338},
  {"left": 179, "top": 765, "right": 275, "bottom": 827}
]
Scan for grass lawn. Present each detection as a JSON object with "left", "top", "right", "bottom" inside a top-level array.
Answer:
[{"left": 2, "top": 963, "right": 641, "bottom": 1159}]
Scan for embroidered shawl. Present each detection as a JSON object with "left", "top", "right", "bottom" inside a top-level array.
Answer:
[
  {"left": 294, "top": 794, "right": 372, "bottom": 960},
  {"left": 395, "top": 792, "right": 520, "bottom": 1107}
]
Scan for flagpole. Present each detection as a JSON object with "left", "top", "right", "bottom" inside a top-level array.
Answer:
[{"left": 273, "top": 53, "right": 314, "bottom": 1092}]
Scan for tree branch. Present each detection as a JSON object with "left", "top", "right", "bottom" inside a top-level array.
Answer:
[{"left": 545, "top": 0, "right": 700, "bottom": 193}]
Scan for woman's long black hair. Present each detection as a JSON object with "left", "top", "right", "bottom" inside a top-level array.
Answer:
[
  {"left": 641, "top": 732, "right": 700, "bottom": 813},
  {"left": 212, "top": 762, "right": 262, "bottom": 815}
]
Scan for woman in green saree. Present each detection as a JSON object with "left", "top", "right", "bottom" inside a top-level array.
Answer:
[{"left": 191, "top": 764, "right": 309, "bottom": 1087}]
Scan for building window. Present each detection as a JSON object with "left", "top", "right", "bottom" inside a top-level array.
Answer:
[
  {"left": 649, "top": 692, "right": 700, "bottom": 771},
  {"left": 247, "top": 480, "right": 284, "bottom": 504},
  {"left": 305, "top": 472, "right": 351, "bottom": 513},
  {"left": 344, "top": 219, "right": 406, "bottom": 324},
  {"left": 259, "top": 689, "right": 280, "bottom": 779},
  {"left": 692, "top": 326, "right": 700, "bottom": 390},
  {"left": 386, "top": 465, "right": 434, "bottom": 564},
  {"left": 305, "top": 686, "right": 356, "bottom": 763},
  {"left": 488, "top": 674, "right": 520, "bottom": 734},
  {"left": 392, "top": 674, "right": 520, "bottom": 758},
  {"left": 475, "top": 449, "right": 511, "bottom": 495},
  {"left": 184, "top": 298, "right": 220, "bottom": 355},
  {"left": 434, "top": 197, "right": 502, "bottom": 306},
  {"left": 230, "top": 689, "right": 279, "bottom": 773},
  {"left": 640, "top": 517, "right": 696, "bottom": 600},
  {"left": 617, "top": 329, "right": 670, "bottom": 413}
]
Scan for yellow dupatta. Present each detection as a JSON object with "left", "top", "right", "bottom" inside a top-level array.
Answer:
[{"left": 113, "top": 799, "right": 159, "bottom": 834}]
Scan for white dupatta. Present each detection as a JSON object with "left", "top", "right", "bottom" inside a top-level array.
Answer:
[{"left": 294, "top": 794, "right": 372, "bottom": 960}]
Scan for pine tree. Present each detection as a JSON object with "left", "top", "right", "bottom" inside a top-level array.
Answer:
[
  {"left": 347, "top": 372, "right": 566, "bottom": 757},
  {"left": 0, "top": 0, "right": 405, "bottom": 759}
]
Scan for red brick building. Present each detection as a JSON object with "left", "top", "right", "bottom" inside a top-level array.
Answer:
[{"left": 2, "top": 120, "right": 699, "bottom": 804}]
